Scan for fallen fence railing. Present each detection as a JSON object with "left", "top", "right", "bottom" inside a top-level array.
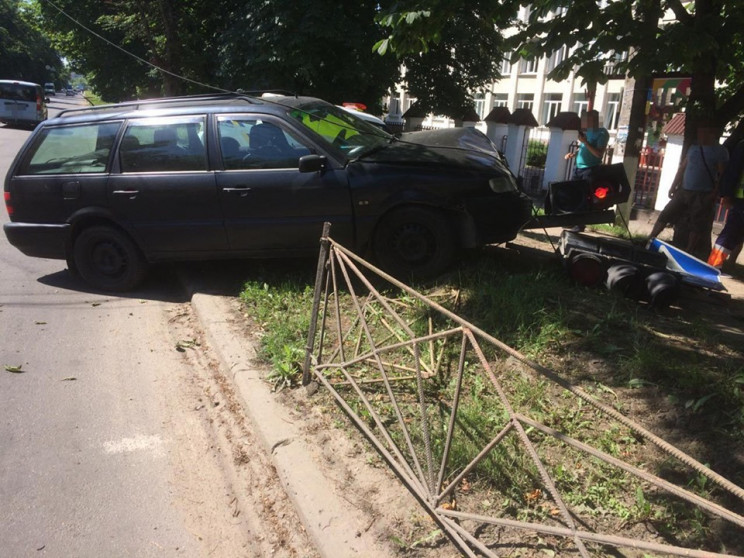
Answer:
[{"left": 302, "top": 223, "right": 744, "bottom": 557}]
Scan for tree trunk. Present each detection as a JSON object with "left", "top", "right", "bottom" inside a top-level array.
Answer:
[
  {"left": 158, "top": 0, "right": 182, "bottom": 96},
  {"left": 684, "top": 0, "right": 723, "bottom": 148},
  {"left": 617, "top": 74, "right": 653, "bottom": 222}
]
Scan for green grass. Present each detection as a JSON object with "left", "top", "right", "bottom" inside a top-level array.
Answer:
[
  {"left": 238, "top": 242, "right": 744, "bottom": 551},
  {"left": 239, "top": 279, "right": 315, "bottom": 390},
  {"left": 82, "top": 91, "right": 106, "bottom": 106},
  {"left": 239, "top": 248, "right": 744, "bottom": 437}
]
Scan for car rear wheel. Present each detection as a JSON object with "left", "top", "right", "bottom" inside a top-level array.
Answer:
[
  {"left": 373, "top": 207, "right": 456, "bottom": 280},
  {"left": 72, "top": 226, "right": 148, "bottom": 291}
]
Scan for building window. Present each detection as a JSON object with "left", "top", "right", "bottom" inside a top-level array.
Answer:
[
  {"left": 605, "top": 92, "right": 622, "bottom": 130},
  {"left": 520, "top": 58, "right": 539, "bottom": 74},
  {"left": 517, "top": 93, "right": 534, "bottom": 112},
  {"left": 573, "top": 93, "right": 588, "bottom": 116},
  {"left": 603, "top": 51, "right": 628, "bottom": 76},
  {"left": 474, "top": 93, "right": 486, "bottom": 119},
  {"left": 546, "top": 46, "right": 568, "bottom": 74},
  {"left": 542, "top": 93, "right": 563, "bottom": 125},
  {"left": 500, "top": 56, "right": 511, "bottom": 76},
  {"left": 492, "top": 94, "right": 508, "bottom": 108}
]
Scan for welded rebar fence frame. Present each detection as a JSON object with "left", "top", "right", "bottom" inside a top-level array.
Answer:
[{"left": 302, "top": 225, "right": 744, "bottom": 557}]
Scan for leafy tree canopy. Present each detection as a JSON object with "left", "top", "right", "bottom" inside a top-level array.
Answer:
[
  {"left": 376, "top": 3, "right": 511, "bottom": 117},
  {"left": 376, "top": 0, "right": 744, "bottom": 141},
  {"left": 37, "top": 0, "right": 227, "bottom": 101},
  {"left": 34, "top": 0, "right": 401, "bottom": 110},
  {"left": 217, "top": 0, "right": 400, "bottom": 112},
  {"left": 0, "top": 0, "right": 63, "bottom": 85}
]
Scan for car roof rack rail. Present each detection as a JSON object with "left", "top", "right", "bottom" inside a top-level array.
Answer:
[{"left": 56, "top": 92, "right": 258, "bottom": 118}]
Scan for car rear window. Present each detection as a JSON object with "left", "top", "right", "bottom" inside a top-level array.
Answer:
[
  {"left": 18, "top": 122, "right": 122, "bottom": 175},
  {"left": 120, "top": 117, "right": 207, "bottom": 172},
  {"left": 0, "top": 82, "right": 37, "bottom": 102}
]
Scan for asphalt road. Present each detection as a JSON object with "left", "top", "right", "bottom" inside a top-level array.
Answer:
[{"left": 0, "top": 95, "right": 250, "bottom": 556}]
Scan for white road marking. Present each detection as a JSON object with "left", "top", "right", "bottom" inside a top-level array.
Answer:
[{"left": 103, "top": 434, "right": 165, "bottom": 457}]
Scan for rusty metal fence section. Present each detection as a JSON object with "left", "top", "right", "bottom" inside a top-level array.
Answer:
[
  {"left": 632, "top": 147, "right": 665, "bottom": 209},
  {"left": 303, "top": 226, "right": 744, "bottom": 557}
]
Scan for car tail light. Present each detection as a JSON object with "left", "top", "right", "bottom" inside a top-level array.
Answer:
[
  {"left": 36, "top": 95, "right": 42, "bottom": 112},
  {"left": 4, "top": 191, "right": 13, "bottom": 216}
]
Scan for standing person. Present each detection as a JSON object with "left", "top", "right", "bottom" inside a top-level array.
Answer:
[
  {"left": 708, "top": 140, "right": 744, "bottom": 269},
  {"left": 565, "top": 109, "right": 609, "bottom": 180},
  {"left": 564, "top": 110, "right": 609, "bottom": 231},
  {"left": 648, "top": 123, "right": 729, "bottom": 259}
]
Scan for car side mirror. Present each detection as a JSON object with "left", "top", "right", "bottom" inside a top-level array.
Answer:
[{"left": 298, "top": 154, "right": 326, "bottom": 173}]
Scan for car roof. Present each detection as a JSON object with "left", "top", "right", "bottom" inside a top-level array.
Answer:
[
  {"left": 0, "top": 79, "right": 41, "bottom": 88},
  {"left": 46, "top": 92, "right": 327, "bottom": 126}
]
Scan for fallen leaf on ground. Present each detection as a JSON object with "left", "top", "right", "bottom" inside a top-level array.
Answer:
[
  {"left": 61, "top": 377, "right": 77, "bottom": 381},
  {"left": 4, "top": 365, "right": 24, "bottom": 373},
  {"left": 175, "top": 339, "right": 200, "bottom": 352}
]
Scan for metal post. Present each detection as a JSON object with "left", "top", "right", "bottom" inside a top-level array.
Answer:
[{"left": 302, "top": 222, "right": 332, "bottom": 386}]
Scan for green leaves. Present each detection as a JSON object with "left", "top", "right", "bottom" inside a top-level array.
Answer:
[
  {"left": 4, "top": 365, "right": 24, "bottom": 374},
  {"left": 0, "top": 0, "right": 62, "bottom": 84}
]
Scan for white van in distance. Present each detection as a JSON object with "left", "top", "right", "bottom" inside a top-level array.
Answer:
[{"left": 0, "top": 80, "right": 48, "bottom": 128}]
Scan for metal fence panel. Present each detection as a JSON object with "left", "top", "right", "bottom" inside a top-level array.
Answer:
[{"left": 302, "top": 227, "right": 744, "bottom": 557}]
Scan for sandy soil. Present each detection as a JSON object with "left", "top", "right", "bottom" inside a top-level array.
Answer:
[{"left": 160, "top": 303, "right": 320, "bottom": 557}]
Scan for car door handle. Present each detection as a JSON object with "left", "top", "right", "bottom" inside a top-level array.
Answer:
[
  {"left": 112, "top": 189, "right": 140, "bottom": 199},
  {"left": 223, "top": 187, "right": 252, "bottom": 197}
]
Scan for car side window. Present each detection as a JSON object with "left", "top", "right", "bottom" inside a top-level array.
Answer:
[
  {"left": 217, "top": 117, "right": 311, "bottom": 170},
  {"left": 18, "top": 122, "right": 121, "bottom": 175},
  {"left": 120, "top": 117, "right": 206, "bottom": 173}
]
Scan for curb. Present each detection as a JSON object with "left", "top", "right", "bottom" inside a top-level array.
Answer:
[{"left": 184, "top": 287, "right": 391, "bottom": 557}]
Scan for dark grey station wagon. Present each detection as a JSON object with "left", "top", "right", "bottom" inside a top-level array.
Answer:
[{"left": 3, "top": 93, "right": 532, "bottom": 290}]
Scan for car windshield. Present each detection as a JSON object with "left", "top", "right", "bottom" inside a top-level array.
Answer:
[{"left": 289, "top": 102, "right": 393, "bottom": 159}]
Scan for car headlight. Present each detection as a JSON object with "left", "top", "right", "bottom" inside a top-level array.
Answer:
[{"left": 489, "top": 175, "right": 518, "bottom": 193}]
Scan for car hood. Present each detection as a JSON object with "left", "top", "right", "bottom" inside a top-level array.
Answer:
[{"left": 360, "top": 127, "right": 510, "bottom": 173}]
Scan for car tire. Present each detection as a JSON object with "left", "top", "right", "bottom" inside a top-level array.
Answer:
[
  {"left": 373, "top": 206, "right": 456, "bottom": 280},
  {"left": 72, "top": 226, "right": 148, "bottom": 291}
]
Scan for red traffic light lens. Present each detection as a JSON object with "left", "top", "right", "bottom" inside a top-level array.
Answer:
[{"left": 593, "top": 186, "right": 610, "bottom": 199}]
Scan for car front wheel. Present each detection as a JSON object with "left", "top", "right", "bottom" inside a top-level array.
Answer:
[
  {"left": 373, "top": 207, "right": 456, "bottom": 280},
  {"left": 72, "top": 226, "right": 148, "bottom": 291}
]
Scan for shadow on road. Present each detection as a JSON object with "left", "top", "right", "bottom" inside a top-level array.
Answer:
[
  {"left": 37, "top": 265, "right": 189, "bottom": 303},
  {"left": 176, "top": 258, "right": 319, "bottom": 298}
]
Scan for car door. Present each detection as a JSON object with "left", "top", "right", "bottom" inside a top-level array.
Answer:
[
  {"left": 107, "top": 116, "right": 228, "bottom": 256},
  {"left": 8, "top": 121, "right": 121, "bottom": 225},
  {"left": 214, "top": 115, "right": 353, "bottom": 255}
]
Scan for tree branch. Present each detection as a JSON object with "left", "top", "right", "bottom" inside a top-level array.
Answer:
[
  {"left": 664, "top": 0, "right": 693, "bottom": 25},
  {"left": 718, "top": 85, "right": 744, "bottom": 125}
]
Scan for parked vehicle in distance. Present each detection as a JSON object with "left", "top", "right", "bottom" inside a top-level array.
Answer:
[
  {"left": 65, "top": 88, "right": 75, "bottom": 96},
  {"left": 0, "top": 80, "right": 48, "bottom": 128},
  {"left": 44, "top": 83, "right": 56, "bottom": 96},
  {"left": 3, "top": 93, "right": 532, "bottom": 291}
]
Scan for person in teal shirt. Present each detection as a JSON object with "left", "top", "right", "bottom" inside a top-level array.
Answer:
[
  {"left": 565, "top": 109, "right": 609, "bottom": 180},
  {"left": 563, "top": 110, "right": 609, "bottom": 230}
]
